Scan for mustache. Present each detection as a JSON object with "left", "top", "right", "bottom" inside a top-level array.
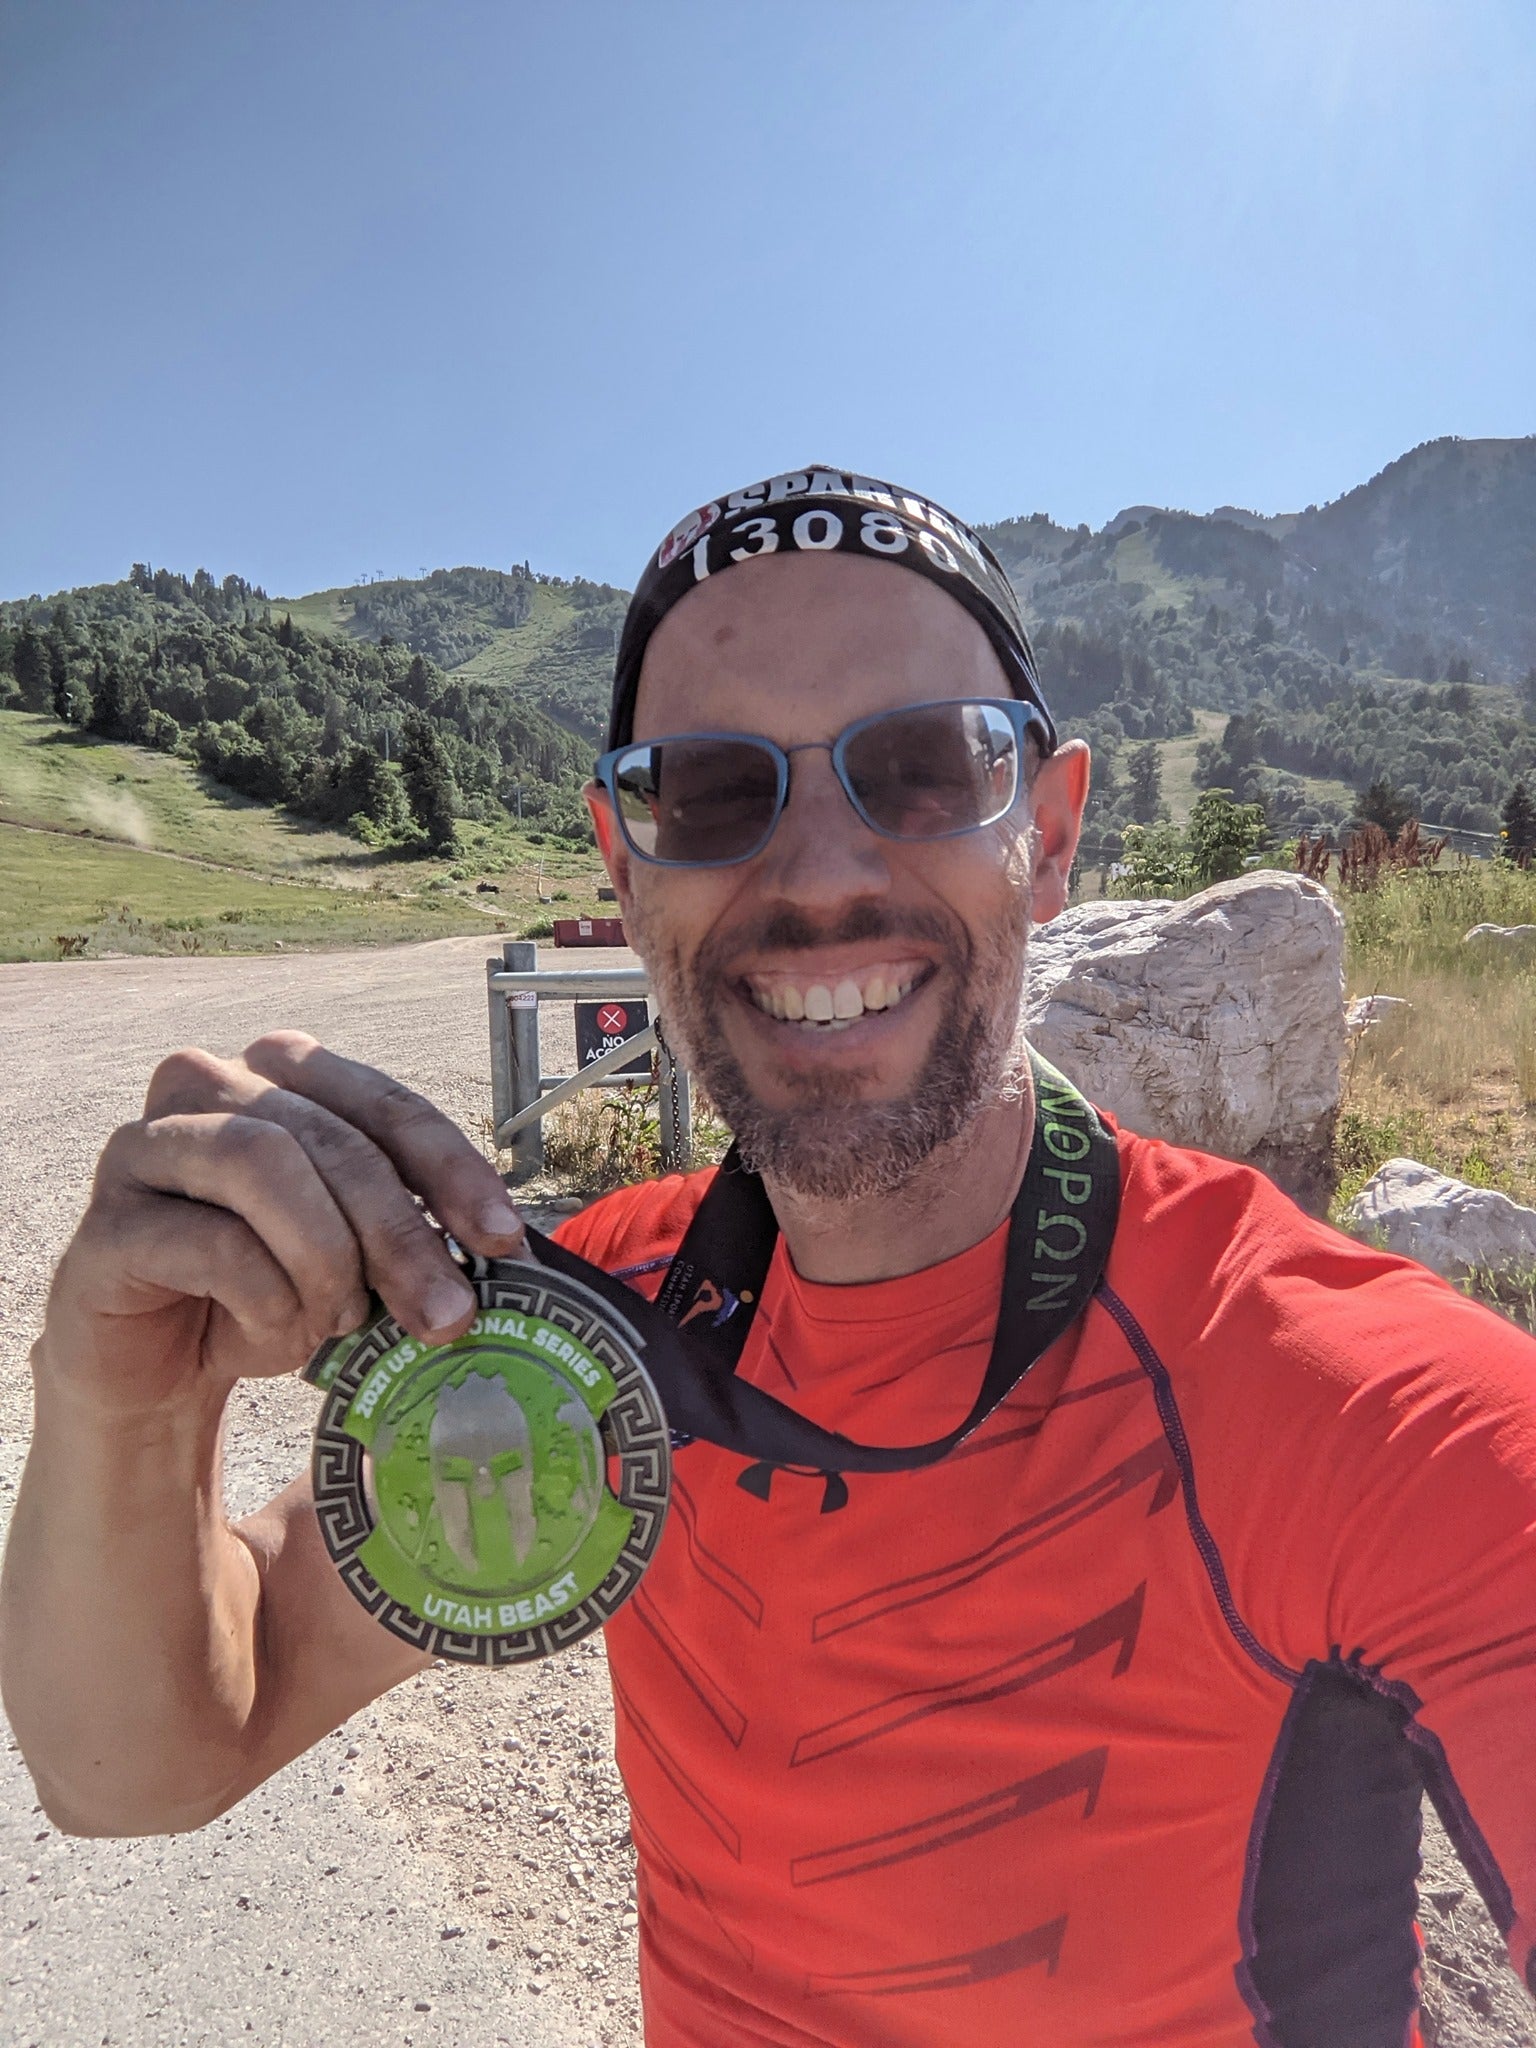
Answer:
[{"left": 696, "top": 900, "right": 972, "bottom": 980}]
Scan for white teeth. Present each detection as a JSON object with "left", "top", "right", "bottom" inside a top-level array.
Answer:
[{"left": 748, "top": 969, "right": 924, "bottom": 1024}]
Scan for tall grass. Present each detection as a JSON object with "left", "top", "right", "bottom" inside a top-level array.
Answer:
[{"left": 1336, "top": 861, "right": 1536, "bottom": 1212}]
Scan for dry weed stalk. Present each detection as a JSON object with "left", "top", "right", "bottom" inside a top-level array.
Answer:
[
  {"left": 1294, "top": 834, "right": 1333, "bottom": 881},
  {"left": 1337, "top": 819, "right": 1447, "bottom": 891}
]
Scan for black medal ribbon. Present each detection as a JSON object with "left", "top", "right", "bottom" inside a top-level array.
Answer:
[{"left": 526, "top": 1052, "right": 1120, "bottom": 1507}]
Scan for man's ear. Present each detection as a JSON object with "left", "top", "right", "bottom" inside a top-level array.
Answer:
[
  {"left": 1027, "top": 738, "right": 1090, "bottom": 923},
  {"left": 584, "top": 782, "right": 633, "bottom": 909}
]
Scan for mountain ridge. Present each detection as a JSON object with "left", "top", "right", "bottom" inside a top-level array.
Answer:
[{"left": 5, "top": 436, "right": 1533, "bottom": 853}]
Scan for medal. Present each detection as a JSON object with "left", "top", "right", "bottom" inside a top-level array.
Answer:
[{"left": 302, "top": 1256, "right": 670, "bottom": 1664}]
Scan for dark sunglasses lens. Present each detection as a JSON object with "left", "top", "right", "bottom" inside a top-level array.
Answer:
[
  {"left": 612, "top": 738, "right": 782, "bottom": 864},
  {"left": 842, "top": 702, "right": 1020, "bottom": 839}
]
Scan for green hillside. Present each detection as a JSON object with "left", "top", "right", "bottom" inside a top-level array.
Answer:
[
  {"left": 0, "top": 707, "right": 370, "bottom": 876},
  {"left": 5, "top": 436, "right": 1534, "bottom": 947},
  {"left": 275, "top": 567, "right": 620, "bottom": 742},
  {"left": 0, "top": 710, "right": 615, "bottom": 961}
]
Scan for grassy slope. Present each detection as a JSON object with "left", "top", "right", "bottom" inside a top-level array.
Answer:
[
  {"left": 0, "top": 825, "right": 495, "bottom": 960},
  {"left": 0, "top": 712, "right": 616, "bottom": 960},
  {"left": 0, "top": 710, "right": 370, "bottom": 876},
  {"left": 268, "top": 586, "right": 358, "bottom": 638},
  {"left": 1145, "top": 711, "right": 1353, "bottom": 826}
]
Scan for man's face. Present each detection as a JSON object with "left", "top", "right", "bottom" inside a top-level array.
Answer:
[{"left": 588, "top": 552, "right": 1088, "bottom": 1200}]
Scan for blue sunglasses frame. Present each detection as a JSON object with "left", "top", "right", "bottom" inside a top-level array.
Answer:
[{"left": 592, "top": 696, "right": 1052, "bottom": 869}]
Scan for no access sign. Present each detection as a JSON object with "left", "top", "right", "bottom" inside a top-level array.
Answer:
[{"left": 575, "top": 999, "right": 652, "bottom": 1076}]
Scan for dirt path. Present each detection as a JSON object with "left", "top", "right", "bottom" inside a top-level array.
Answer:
[
  {"left": 1, "top": 938, "right": 1528, "bottom": 2046},
  {"left": 0, "top": 939, "right": 643, "bottom": 2048}
]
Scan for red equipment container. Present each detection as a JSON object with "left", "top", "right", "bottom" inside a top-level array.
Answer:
[{"left": 552, "top": 916, "right": 627, "bottom": 948}]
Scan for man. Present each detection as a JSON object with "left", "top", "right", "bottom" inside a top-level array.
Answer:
[{"left": 3, "top": 468, "right": 1534, "bottom": 2048}]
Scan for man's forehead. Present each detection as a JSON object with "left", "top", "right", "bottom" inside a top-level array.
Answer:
[
  {"left": 608, "top": 461, "right": 1055, "bottom": 755},
  {"left": 632, "top": 552, "right": 1006, "bottom": 734}
]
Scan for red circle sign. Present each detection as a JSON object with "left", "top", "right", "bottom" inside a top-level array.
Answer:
[{"left": 597, "top": 1003, "right": 628, "bottom": 1034}]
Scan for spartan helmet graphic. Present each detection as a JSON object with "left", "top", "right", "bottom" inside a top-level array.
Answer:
[{"left": 429, "top": 1368, "right": 538, "bottom": 1576}]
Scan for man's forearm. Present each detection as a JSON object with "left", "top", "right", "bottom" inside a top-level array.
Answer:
[{"left": 0, "top": 1354, "right": 263, "bottom": 1835}]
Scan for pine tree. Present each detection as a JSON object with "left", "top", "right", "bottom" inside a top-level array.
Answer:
[
  {"left": 1358, "top": 779, "right": 1415, "bottom": 839},
  {"left": 1502, "top": 781, "right": 1536, "bottom": 868},
  {"left": 335, "top": 743, "right": 410, "bottom": 837},
  {"left": 1128, "top": 742, "right": 1164, "bottom": 825},
  {"left": 399, "top": 712, "right": 458, "bottom": 853},
  {"left": 88, "top": 661, "right": 125, "bottom": 739},
  {"left": 402, "top": 653, "right": 440, "bottom": 709},
  {"left": 12, "top": 624, "right": 51, "bottom": 711}
]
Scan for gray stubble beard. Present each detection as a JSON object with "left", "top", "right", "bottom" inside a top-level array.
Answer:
[{"left": 628, "top": 889, "right": 1034, "bottom": 1203}]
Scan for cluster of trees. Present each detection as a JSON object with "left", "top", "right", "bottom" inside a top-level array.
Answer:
[
  {"left": 1108, "top": 789, "right": 1269, "bottom": 898},
  {"left": 1031, "top": 618, "right": 1194, "bottom": 738},
  {"left": 0, "top": 568, "right": 595, "bottom": 855},
  {"left": 1195, "top": 675, "right": 1536, "bottom": 836}
]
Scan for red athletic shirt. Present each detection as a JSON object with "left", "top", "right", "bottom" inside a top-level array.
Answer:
[{"left": 554, "top": 1126, "right": 1536, "bottom": 2046}]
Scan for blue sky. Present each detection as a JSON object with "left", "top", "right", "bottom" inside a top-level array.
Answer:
[{"left": 2, "top": 0, "right": 1532, "bottom": 600}]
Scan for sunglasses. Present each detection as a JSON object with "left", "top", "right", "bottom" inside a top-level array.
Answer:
[{"left": 593, "top": 697, "right": 1049, "bottom": 869}]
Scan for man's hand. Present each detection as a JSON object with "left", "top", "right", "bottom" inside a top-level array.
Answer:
[
  {"left": 39, "top": 1029, "right": 527, "bottom": 1415},
  {"left": 2, "top": 1030, "right": 528, "bottom": 1836}
]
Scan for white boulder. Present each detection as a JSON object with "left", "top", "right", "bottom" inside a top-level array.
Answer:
[
  {"left": 1025, "top": 872, "right": 1346, "bottom": 1207},
  {"left": 1346, "top": 993, "right": 1411, "bottom": 1038},
  {"left": 1342, "top": 1158, "right": 1536, "bottom": 1282},
  {"left": 1463, "top": 924, "right": 1536, "bottom": 947}
]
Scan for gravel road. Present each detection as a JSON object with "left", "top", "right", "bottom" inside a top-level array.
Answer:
[
  {"left": 0, "top": 939, "right": 644, "bottom": 2048},
  {"left": 1, "top": 938, "right": 1530, "bottom": 2047}
]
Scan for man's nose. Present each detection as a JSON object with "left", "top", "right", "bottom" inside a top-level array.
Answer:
[{"left": 753, "top": 747, "right": 893, "bottom": 909}]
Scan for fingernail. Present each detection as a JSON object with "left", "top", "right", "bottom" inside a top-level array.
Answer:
[
  {"left": 479, "top": 1195, "right": 524, "bottom": 1240},
  {"left": 424, "top": 1277, "right": 476, "bottom": 1334}
]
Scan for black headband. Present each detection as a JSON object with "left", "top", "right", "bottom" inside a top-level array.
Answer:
[{"left": 607, "top": 465, "right": 1056, "bottom": 754}]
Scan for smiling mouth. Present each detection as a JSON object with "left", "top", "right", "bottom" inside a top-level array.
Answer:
[{"left": 740, "top": 960, "right": 934, "bottom": 1032}]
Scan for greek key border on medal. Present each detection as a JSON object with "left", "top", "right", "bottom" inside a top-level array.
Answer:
[{"left": 310, "top": 1264, "right": 672, "bottom": 1665}]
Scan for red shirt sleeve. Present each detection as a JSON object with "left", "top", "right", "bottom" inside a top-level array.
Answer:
[{"left": 1125, "top": 1137, "right": 1536, "bottom": 1989}]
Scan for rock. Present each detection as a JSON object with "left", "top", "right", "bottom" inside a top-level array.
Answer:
[
  {"left": 1341, "top": 1158, "right": 1536, "bottom": 1282},
  {"left": 1026, "top": 873, "right": 1346, "bottom": 1209},
  {"left": 1345, "top": 994, "right": 1410, "bottom": 1037},
  {"left": 1463, "top": 923, "right": 1536, "bottom": 946}
]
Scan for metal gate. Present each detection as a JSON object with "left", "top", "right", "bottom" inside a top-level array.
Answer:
[{"left": 486, "top": 940, "right": 693, "bottom": 1180}]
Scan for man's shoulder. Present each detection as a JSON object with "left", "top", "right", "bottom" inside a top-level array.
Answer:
[
  {"left": 549, "top": 1166, "right": 719, "bottom": 1287},
  {"left": 1108, "top": 1125, "right": 1536, "bottom": 1409}
]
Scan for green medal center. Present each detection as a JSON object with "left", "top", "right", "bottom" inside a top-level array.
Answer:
[{"left": 341, "top": 1312, "right": 634, "bottom": 1634}]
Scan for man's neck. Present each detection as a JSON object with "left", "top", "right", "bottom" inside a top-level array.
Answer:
[{"left": 764, "top": 1076, "right": 1036, "bottom": 1286}]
